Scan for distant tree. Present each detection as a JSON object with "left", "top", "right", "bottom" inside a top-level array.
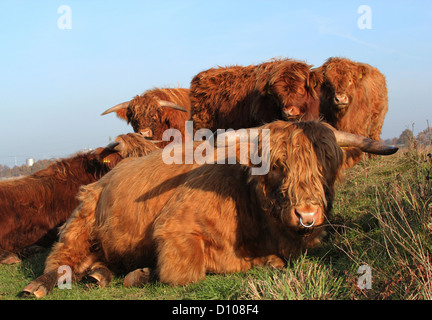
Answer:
[
  {"left": 21, "top": 165, "right": 31, "bottom": 176},
  {"left": 416, "top": 127, "right": 432, "bottom": 146},
  {"left": 397, "top": 129, "right": 415, "bottom": 146},
  {"left": 30, "top": 159, "right": 52, "bottom": 174},
  {"left": 0, "top": 159, "right": 53, "bottom": 178},
  {"left": 10, "top": 165, "right": 21, "bottom": 177},
  {"left": 384, "top": 138, "right": 395, "bottom": 145},
  {"left": 0, "top": 164, "right": 11, "bottom": 178}
]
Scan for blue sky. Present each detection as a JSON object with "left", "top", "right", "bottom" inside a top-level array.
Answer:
[{"left": 0, "top": 0, "right": 431, "bottom": 166}]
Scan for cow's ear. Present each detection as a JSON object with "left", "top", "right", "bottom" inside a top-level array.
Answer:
[
  {"left": 101, "top": 152, "right": 123, "bottom": 169},
  {"left": 115, "top": 109, "right": 129, "bottom": 121},
  {"left": 93, "top": 147, "right": 123, "bottom": 169},
  {"left": 357, "top": 64, "right": 369, "bottom": 81},
  {"left": 307, "top": 68, "right": 323, "bottom": 99}
]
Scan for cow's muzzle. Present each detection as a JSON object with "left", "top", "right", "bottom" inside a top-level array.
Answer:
[
  {"left": 139, "top": 128, "right": 153, "bottom": 138},
  {"left": 283, "top": 105, "right": 301, "bottom": 118},
  {"left": 299, "top": 217, "right": 315, "bottom": 228},
  {"left": 333, "top": 93, "right": 349, "bottom": 107},
  {"left": 293, "top": 205, "right": 322, "bottom": 232}
]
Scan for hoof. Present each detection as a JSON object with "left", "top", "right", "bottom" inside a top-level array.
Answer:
[
  {"left": 265, "top": 255, "right": 286, "bottom": 269},
  {"left": 0, "top": 254, "right": 21, "bottom": 265},
  {"left": 88, "top": 266, "right": 112, "bottom": 287},
  {"left": 0, "top": 249, "right": 21, "bottom": 264},
  {"left": 123, "top": 268, "right": 151, "bottom": 288},
  {"left": 22, "top": 271, "right": 57, "bottom": 298},
  {"left": 23, "top": 282, "right": 49, "bottom": 298}
]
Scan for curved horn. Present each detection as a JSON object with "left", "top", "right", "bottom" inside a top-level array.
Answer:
[
  {"left": 101, "top": 101, "right": 130, "bottom": 116},
  {"left": 333, "top": 130, "right": 398, "bottom": 155},
  {"left": 105, "top": 140, "right": 124, "bottom": 152},
  {"left": 158, "top": 100, "right": 188, "bottom": 112}
]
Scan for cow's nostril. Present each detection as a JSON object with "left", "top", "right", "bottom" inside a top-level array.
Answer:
[
  {"left": 294, "top": 206, "right": 320, "bottom": 228},
  {"left": 334, "top": 94, "right": 348, "bottom": 105}
]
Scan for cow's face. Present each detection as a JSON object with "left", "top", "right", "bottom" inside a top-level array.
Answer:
[
  {"left": 126, "top": 96, "right": 189, "bottom": 144},
  {"left": 127, "top": 100, "right": 167, "bottom": 140},
  {"left": 253, "top": 121, "right": 343, "bottom": 235},
  {"left": 95, "top": 133, "right": 159, "bottom": 168},
  {"left": 114, "top": 133, "right": 160, "bottom": 158},
  {"left": 270, "top": 62, "right": 321, "bottom": 121},
  {"left": 321, "top": 58, "right": 368, "bottom": 111}
]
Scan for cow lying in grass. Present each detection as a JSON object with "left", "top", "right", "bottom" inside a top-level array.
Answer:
[{"left": 23, "top": 121, "right": 397, "bottom": 297}]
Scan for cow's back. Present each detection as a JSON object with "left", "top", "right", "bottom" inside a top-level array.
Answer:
[{"left": 190, "top": 65, "right": 257, "bottom": 131}]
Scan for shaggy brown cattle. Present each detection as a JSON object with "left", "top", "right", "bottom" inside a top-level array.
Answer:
[
  {"left": 23, "top": 120, "right": 398, "bottom": 297},
  {"left": 318, "top": 57, "right": 389, "bottom": 167},
  {"left": 101, "top": 88, "right": 191, "bottom": 147},
  {"left": 190, "top": 58, "right": 322, "bottom": 132},
  {"left": 0, "top": 133, "right": 158, "bottom": 265}
]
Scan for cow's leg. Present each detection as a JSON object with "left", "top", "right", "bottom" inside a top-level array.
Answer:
[
  {"left": 0, "top": 249, "right": 21, "bottom": 264},
  {"left": 22, "top": 240, "right": 102, "bottom": 298},
  {"left": 23, "top": 194, "right": 99, "bottom": 298},
  {"left": 156, "top": 234, "right": 206, "bottom": 285},
  {"left": 123, "top": 268, "right": 152, "bottom": 288}
]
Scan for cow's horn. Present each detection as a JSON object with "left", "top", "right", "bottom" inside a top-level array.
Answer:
[
  {"left": 158, "top": 100, "right": 188, "bottom": 112},
  {"left": 333, "top": 130, "right": 399, "bottom": 155},
  {"left": 101, "top": 101, "right": 130, "bottom": 116},
  {"left": 106, "top": 140, "right": 123, "bottom": 152}
]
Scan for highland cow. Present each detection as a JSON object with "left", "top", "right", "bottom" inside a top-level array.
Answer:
[
  {"left": 0, "top": 133, "right": 158, "bottom": 265},
  {"left": 101, "top": 88, "right": 190, "bottom": 147},
  {"left": 318, "top": 57, "right": 389, "bottom": 166},
  {"left": 22, "top": 120, "right": 398, "bottom": 298},
  {"left": 190, "top": 58, "right": 322, "bottom": 132}
]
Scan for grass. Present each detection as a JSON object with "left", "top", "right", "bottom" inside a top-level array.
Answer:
[{"left": 0, "top": 145, "right": 431, "bottom": 300}]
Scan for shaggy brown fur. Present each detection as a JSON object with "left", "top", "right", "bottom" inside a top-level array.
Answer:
[
  {"left": 112, "top": 88, "right": 191, "bottom": 147},
  {"left": 23, "top": 121, "right": 346, "bottom": 297},
  {"left": 318, "top": 57, "right": 388, "bottom": 167},
  {"left": 190, "top": 58, "right": 322, "bottom": 132},
  {"left": 0, "top": 133, "right": 158, "bottom": 265}
]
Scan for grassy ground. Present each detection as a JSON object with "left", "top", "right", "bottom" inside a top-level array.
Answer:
[{"left": 0, "top": 145, "right": 431, "bottom": 300}]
